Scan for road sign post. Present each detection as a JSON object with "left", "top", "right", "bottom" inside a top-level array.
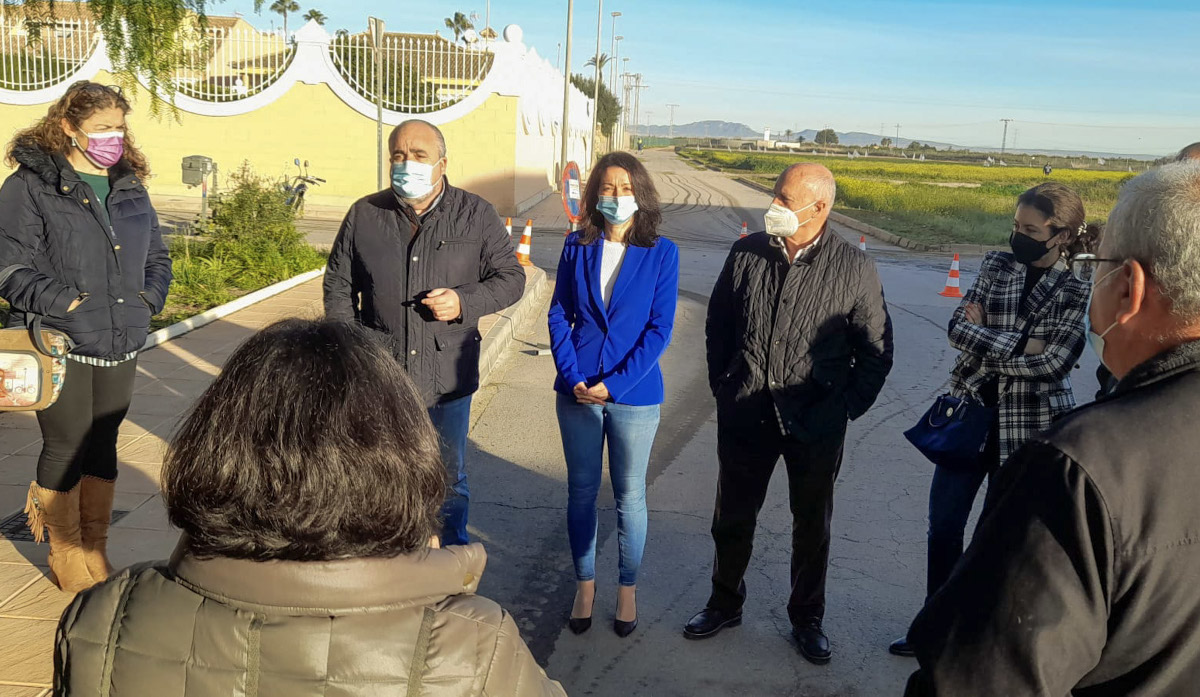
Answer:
[{"left": 561, "top": 161, "right": 583, "bottom": 234}]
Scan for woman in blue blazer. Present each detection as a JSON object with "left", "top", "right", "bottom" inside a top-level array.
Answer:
[{"left": 548, "top": 152, "right": 679, "bottom": 638}]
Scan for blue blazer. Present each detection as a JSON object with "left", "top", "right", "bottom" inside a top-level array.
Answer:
[{"left": 548, "top": 233, "right": 680, "bottom": 406}]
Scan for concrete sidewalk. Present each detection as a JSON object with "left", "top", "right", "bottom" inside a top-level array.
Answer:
[{"left": 0, "top": 266, "right": 547, "bottom": 694}]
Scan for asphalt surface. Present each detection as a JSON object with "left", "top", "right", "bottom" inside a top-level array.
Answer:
[{"left": 472, "top": 150, "right": 1103, "bottom": 696}]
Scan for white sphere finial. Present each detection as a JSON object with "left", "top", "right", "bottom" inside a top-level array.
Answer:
[{"left": 503, "top": 24, "right": 524, "bottom": 44}]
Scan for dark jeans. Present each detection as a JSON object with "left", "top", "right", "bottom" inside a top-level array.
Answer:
[
  {"left": 708, "top": 417, "right": 847, "bottom": 627},
  {"left": 925, "top": 418, "right": 1001, "bottom": 597},
  {"left": 36, "top": 358, "right": 138, "bottom": 491},
  {"left": 428, "top": 394, "right": 473, "bottom": 546}
]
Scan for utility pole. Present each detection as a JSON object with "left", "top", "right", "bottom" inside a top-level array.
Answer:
[
  {"left": 632, "top": 73, "right": 644, "bottom": 138},
  {"left": 895, "top": 124, "right": 901, "bottom": 151},
  {"left": 881, "top": 122, "right": 886, "bottom": 147},
  {"left": 556, "top": 42, "right": 561, "bottom": 70},
  {"left": 667, "top": 103, "right": 679, "bottom": 139},
  {"left": 560, "top": 0, "right": 574, "bottom": 180},
  {"left": 1000, "top": 118, "right": 1013, "bottom": 156},
  {"left": 645, "top": 110, "right": 654, "bottom": 138},
  {"left": 589, "top": 0, "right": 603, "bottom": 166}
]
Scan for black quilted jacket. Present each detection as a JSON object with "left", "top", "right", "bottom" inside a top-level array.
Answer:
[
  {"left": 0, "top": 140, "right": 173, "bottom": 359},
  {"left": 706, "top": 231, "right": 894, "bottom": 440}
]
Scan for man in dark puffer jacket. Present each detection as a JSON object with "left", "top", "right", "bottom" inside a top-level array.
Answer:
[{"left": 684, "top": 164, "right": 894, "bottom": 664}]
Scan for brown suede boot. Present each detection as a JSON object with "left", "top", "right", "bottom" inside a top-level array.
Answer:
[
  {"left": 79, "top": 476, "right": 116, "bottom": 582},
  {"left": 24, "top": 482, "right": 96, "bottom": 593}
]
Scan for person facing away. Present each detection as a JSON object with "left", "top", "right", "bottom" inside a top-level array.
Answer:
[
  {"left": 547, "top": 151, "right": 679, "bottom": 639},
  {"left": 54, "top": 319, "right": 566, "bottom": 697},
  {"left": 904, "top": 161, "right": 1200, "bottom": 697},
  {"left": 683, "top": 164, "right": 894, "bottom": 665},
  {"left": 889, "top": 182, "right": 1097, "bottom": 657},
  {"left": 323, "top": 119, "right": 525, "bottom": 546},
  {"left": 0, "top": 80, "right": 172, "bottom": 594}
]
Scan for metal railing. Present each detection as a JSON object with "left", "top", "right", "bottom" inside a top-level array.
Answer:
[
  {"left": 173, "top": 25, "right": 295, "bottom": 102},
  {"left": 0, "top": 17, "right": 100, "bottom": 91},
  {"left": 329, "top": 33, "right": 494, "bottom": 114}
]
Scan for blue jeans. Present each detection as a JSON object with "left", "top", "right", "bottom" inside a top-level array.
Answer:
[
  {"left": 926, "top": 464, "right": 990, "bottom": 597},
  {"left": 556, "top": 393, "right": 660, "bottom": 586},
  {"left": 428, "top": 395, "right": 473, "bottom": 546}
]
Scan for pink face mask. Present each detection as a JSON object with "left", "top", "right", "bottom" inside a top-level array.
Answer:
[{"left": 76, "top": 131, "right": 124, "bottom": 168}]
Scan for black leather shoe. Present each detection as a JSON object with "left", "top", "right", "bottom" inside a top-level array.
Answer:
[
  {"left": 683, "top": 608, "right": 742, "bottom": 640},
  {"left": 614, "top": 617, "right": 638, "bottom": 637},
  {"left": 792, "top": 621, "right": 832, "bottom": 665},
  {"left": 568, "top": 616, "right": 592, "bottom": 634},
  {"left": 889, "top": 636, "right": 916, "bottom": 657}
]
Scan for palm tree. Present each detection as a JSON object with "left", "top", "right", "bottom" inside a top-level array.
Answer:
[
  {"left": 585, "top": 53, "right": 610, "bottom": 76},
  {"left": 270, "top": 0, "right": 300, "bottom": 38},
  {"left": 443, "top": 12, "right": 474, "bottom": 44},
  {"left": 302, "top": 9, "right": 327, "bottom": 26}
]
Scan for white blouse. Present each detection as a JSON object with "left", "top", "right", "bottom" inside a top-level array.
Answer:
[{"left": 600, "top": 240, "right": 628, "bottom": 308}]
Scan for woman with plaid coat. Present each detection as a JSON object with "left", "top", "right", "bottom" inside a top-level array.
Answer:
[{"left": 891, "top": 182, "right": 1099, "bottom": 658}]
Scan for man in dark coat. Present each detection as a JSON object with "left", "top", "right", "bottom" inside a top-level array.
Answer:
[
  {"left": 323, "top": 120, "right": 525, "bottom": 546},
  {"left": 683, "top": 164, "right": 894, "bottom": 664},
  {"left": 905, "top": 161, "right": 1200, "bottom": 697}
]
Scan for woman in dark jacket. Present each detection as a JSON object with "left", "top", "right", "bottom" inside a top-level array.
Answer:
[
  {"left": 0, "top": 81, "right": 172, "bottom": 593},
  {"left": 55, "top": 319, "right": 565, "bottom": 696},
  {"left": 548, "top": 152, "right": 679, "bottom": 638},
  {"left": 890, "top": 182, "right": 1099, "bottom": 656}
]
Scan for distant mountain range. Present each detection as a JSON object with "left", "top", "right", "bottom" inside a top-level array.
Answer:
[{"left": 643, "top": 121, "right": 1159, "bottom": 161}]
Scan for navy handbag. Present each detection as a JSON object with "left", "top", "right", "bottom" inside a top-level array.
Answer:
[{"left": 904, "top": 394, "right": 997, "bottom": 471}]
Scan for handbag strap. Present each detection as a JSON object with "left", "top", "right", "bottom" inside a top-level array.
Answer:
[{"left": 25, "top": 316, "right": 72, "bottom": 357}]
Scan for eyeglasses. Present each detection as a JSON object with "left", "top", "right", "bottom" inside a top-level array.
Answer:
[{"left": 1070, "top": 253, "right": 1122, "bottom": 283}]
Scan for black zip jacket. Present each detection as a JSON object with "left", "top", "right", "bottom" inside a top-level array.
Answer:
[
  {"left": 0, "top": 139, "right": 173, "bottom": 359},
  {"left": 323, "top": 180, "right": 524, "bottom": 405}
]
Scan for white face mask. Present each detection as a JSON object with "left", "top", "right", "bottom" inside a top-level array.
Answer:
[
  {"left": 1086, "top": 265, "right": 1122, "bottom": 368},
  {"left": 597, "top": 195, "right": 639, "bottom": 225},
  {"left": 391, "top": 159, "right": 440, "bottom": 201},
  {"left": 764, "top": 200, "right": 819, "bottom": 238}
]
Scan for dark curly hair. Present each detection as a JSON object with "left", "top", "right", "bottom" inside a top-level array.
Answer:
[
  {"left": 163, "top": 319, "right": 446, "bottom": 561},
  {"left": 5, "top": 80, "right": 151, "bottom": 179}
]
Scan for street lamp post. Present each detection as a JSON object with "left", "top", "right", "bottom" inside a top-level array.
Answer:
[
  {"left": 560, "top": 0, "right": 574, "bottom": 180},
  {"left": 589, "top": 0, "right": 605, "bottom": 167},
  {"left": 609, "top": 12, "right": 621, "bottom": 88}
]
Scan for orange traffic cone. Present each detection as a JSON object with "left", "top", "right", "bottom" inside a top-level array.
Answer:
[
  {"left": 939, "top": 254, "right": 964, "bottom": 298},
  {"left": 739, "top": 222, "right": 748, "bottom": 238},
  {"left": 505, "top": 217, "right": 513, "bottom": 238},
  {"left": 516, "top": 219, "right": 533, "bottom": 267},
  {"left": 859, "top": 235, "right": 867, "bottom": 251}
]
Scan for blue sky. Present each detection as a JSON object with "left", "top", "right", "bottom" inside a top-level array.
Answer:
[{"left": 219, "top": 0, "right": 1197, "bottom": 155}]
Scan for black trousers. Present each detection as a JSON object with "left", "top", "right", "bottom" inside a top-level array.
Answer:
[
  {"left": 707, "top": 416, "right": 846, "bottom": 627},
  {"left": 35, "top": 358, "right": 138, "bottom": 491}
]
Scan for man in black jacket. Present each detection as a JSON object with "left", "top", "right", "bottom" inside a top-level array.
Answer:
[
  {"left": 683, "top": 164, "right": 894, "bottom": 664},
  {"left": 905, "top": 161, "right": 1200, "bottom": 696},
  {"left": 323, "top": 120, "right": 525, "bottom": 546}
]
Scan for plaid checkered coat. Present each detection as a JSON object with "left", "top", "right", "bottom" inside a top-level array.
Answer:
[{"left": 947, "top": 251, "right": 1089, "bottom": 464}]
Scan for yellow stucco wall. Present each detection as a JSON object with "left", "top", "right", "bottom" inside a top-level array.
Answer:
[{"left": 0, "top": 70, "right": 524, "bottom": 214}]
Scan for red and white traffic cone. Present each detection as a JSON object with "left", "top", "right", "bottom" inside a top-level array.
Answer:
[
  {"left": 938, "top": 254, "right": 964, "bottom": 298},
  {"left": 739, "top": 222, "right": 748, "bottom": 238},
  {"left": 516, "top": 220, "right": 533, "bottom": 267},
  {"left": 505, "top": 217, "right": 513, "bottom": 238},
  {"left": 859, "top": 235, "right": 867, "bottom": 251}
]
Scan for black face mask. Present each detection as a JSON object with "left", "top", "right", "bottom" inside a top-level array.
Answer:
[{"left": 1010, "top": 231, "right": 1055, "bottom": 265}]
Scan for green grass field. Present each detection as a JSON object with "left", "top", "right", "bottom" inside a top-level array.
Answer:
[{"left": 680, "top": 149, "right": 1135, "bottom": 246}]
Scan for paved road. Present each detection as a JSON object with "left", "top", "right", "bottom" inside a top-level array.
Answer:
[{"left": 469, "top": 150, "right": 1103, "bottom": 696}]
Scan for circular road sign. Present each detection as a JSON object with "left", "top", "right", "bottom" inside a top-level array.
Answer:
[{"left": 562, "top": 161, "right": 582, "bottom": 223}]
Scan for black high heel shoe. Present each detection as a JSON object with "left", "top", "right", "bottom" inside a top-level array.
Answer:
[
  {"left": 613, "top": 617, "right": 638, "bottom": 638},
  {"left": 569, "top": 592, "right": 594, "bottom": 635}
]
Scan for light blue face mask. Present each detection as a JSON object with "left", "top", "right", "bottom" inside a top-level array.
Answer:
[
  {"left": 1086, "top": 265, "right": 1122, "bottom": 368},
  {"left": 391, "top": 159, "right": 440, "bottom": 200},
  {"left": 597, "top": 195, "right": 639, "bottom": 225}
]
